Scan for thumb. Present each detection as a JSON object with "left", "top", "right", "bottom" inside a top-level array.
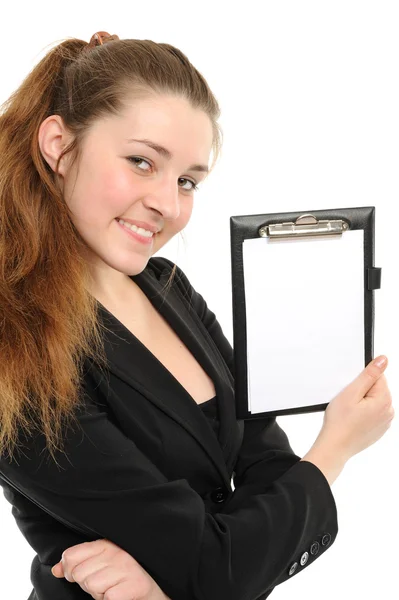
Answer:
[
  {"left": 51, "top": 562, "right": 64, "bottom": 578},
  {"left": 353, "top": 355, "right": 388, "bottom": 397}
]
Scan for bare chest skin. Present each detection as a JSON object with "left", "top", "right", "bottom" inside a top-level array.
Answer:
[{"left": 96, "top": 281, "right": 217, "bottom": 405}]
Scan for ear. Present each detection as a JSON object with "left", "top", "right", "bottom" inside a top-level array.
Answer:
[{"left": 38, "top": 115, "right": 73, "bottom": 177}]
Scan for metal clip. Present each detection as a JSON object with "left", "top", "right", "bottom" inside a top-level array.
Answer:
[{"left": 258, "top": 214, "right": 349, "bottom": 239}]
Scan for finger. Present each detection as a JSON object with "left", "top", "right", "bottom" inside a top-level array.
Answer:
[
  {"left": 348, "top": 356, "right": 388, "bottom": 399},
  {"left": 62, "top": 540, "right": 107, "bottom": 563},
  {"left": 60, "top": 540, "right": 107, "bottom": 581},
  {"left": 74, "top": 557, "right": 152, "bottom": 599},
  {"left": 363, "top": 373, "right": 388, "bottom": 398},
  {"left": 52, "top": 541, "right": 105, "bottom": 578},
  {"left": 69, "top": 557, "right": 111, "bottom": 588},
  {"left": 73, "top": 564, "right": 112, "bottom": 594},
  {"left": 102, "top": 575, "right": 150, "bottom": 600},
  {"left": 51, "top": 562, "right": 64, "bottom": 578}
]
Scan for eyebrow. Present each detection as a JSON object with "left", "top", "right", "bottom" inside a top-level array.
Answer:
[{"left": 126, "top": 138, "right": 209, "bottom": 173}]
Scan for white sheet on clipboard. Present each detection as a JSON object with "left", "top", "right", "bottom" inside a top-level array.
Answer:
[{"left": 243, "top": 229, "right": 365, "bottom": 414}]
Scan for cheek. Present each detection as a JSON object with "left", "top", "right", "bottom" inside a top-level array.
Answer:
[
  {"left": 179, "top": 199, "right": 194, "bottom": 227},
  {"left": 168, "top": 204, "right": 192, "bottom": 237},
  {"left": 66, "top": 161, "right": 129, "bottom": 221},
  {"left": 154, "top": 202, "right": 192, "bottom": 252},
  {"left": 98, "top": 169, "right": 133, "bottom": 214},
  {"left": 90, "top": 181, "right": 136, "bottom": 229},
  {"left": 103, "top": 167, "right": 131, "bottom": 195}
]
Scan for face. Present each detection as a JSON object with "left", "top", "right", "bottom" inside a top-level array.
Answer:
[{"left": 38, "top": 93, "right": 213, "bottom": 299}]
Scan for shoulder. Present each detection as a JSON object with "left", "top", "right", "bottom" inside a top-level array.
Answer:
[
  {"left": 147, "top": 256, "right": 193, "bottom": 297},
  {"left": 146, "top": 255, "right": 175, "bottom": 277}
]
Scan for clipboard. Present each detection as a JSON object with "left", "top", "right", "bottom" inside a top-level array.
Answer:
[{"left": 230, "top": 206, "right": 382, "bottom": 420}]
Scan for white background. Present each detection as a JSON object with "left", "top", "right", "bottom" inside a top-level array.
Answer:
[{"left": 1, "top": 1, "right": 398, "bottom": 598}]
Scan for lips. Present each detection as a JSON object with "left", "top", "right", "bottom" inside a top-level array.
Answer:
[
  {"left": 115, "top": 218, "right": 154, "bottom": 245},
  {"left": 116, "top": 217, "right": 160, "bottom": 233}
]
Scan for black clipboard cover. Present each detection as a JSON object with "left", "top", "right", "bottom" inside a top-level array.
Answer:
[{"left": 230, "top": 206, "right": 382, "bottom": 420}]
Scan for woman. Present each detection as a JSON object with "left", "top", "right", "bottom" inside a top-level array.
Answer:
[{"left": 0, "top": 31, "right": 393, "bottom": 600}]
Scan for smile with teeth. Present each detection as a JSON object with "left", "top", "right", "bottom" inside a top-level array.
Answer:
[{"left": 115, "top": 218, "right": 154, "bottom": 237}]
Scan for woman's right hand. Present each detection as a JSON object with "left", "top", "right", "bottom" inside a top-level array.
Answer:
[{"left": 317, "top": 355, "right": 394, "bottom": 462}]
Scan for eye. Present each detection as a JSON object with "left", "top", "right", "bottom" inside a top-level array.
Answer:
[
  {"left": 127, "top": 157, "right": 151, "bottom": 171},
  {"left": 127, "top": 157, "right": 199, "bottom": 192},
  {"left": 178, "top": 178, "right": 199, "bottom": 192}
]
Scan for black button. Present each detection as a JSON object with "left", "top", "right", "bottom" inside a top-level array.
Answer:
[
  {"left": 321, "top": 533, "right": 331, "bottom": 546},
  {"left": 310, "top": 541, "right": 320, "bottom": 555},
  {"left": 288, "top": 562, "right": 298, "bottom": 576},
  {"left": 210, "top": 487, "right": 227, "bottom": 503}
]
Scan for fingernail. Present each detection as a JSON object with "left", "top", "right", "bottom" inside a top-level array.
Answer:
[{"left": 374, "top": 356, "right": 387, "bottom": 368}]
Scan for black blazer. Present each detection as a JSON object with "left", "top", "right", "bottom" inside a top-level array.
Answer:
[{"left": 0, "top": 257, "right": 338, "bottom": 600}]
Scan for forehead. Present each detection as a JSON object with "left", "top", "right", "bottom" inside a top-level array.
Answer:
[{"left": 96, "top": 94, "right": 214, "bottom": 154}]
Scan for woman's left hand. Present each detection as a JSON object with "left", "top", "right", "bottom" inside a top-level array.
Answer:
[{"left": 51, "top": 538, "right": 167, "bottom": 600}]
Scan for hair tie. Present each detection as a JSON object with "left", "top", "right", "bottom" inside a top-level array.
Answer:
[{"left": 88, "top": 31, "right": 120, "bottom": 49}]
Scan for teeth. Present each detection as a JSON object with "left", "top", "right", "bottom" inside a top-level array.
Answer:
[{"left": 117, "top": 219, "right": 154, "bottom": 237}]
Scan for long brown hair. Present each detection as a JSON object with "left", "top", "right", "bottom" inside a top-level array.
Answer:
[{"left": 0, "top": 34, "right": 222, "bottom": 465}]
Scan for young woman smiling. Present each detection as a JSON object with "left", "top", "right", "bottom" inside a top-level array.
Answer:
[{"left": 0, "top": 31, "right": 392, "bottom": 600}]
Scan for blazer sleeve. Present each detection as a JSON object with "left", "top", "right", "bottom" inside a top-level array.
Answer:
[
  {"left": 0, "top": 380, "right": 338, "bottom": 600},
  {"left": 0, "top": 380, "right": 337, "bottom": 600},
  {"left": 160, "top": 258, "right": 313, "bottom": 490},
  {"left": 0, "top": 259, "right": 339, "bottom": 600}
]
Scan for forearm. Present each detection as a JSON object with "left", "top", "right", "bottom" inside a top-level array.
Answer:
[
  {"left": 148, "top": 581, "right": 173, "bottom": 600},
  {"left": 300, "top": 437, "right": 348, "bottom": 487}
]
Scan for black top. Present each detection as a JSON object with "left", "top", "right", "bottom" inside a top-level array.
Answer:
[
  {"left": 0, "top": 256, "right": 338, "bottom": 600},
  {"left": 198, "top": 395, "right": 220, "bottom": 439}
]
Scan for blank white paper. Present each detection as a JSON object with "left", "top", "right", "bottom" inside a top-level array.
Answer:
[{"left": 243, "top": 229, "right": 365, "bottom": 414}]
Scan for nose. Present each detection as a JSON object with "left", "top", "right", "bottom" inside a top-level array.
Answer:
[{"left": 142, "top": 176, "right": 181, "bottom": 221}]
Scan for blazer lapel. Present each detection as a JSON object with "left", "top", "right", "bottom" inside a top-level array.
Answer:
[{"left": 96, "top": 263, "right": 243, "bottom": 491}]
